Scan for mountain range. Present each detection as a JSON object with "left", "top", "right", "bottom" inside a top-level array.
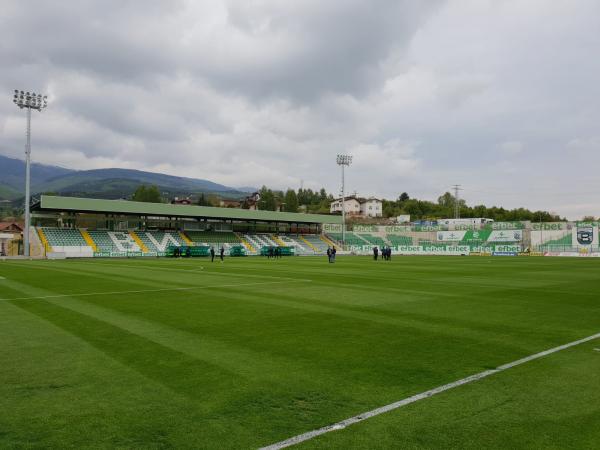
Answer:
[{"left": 0, "top": 154, "right": 253, "bottom": 202}]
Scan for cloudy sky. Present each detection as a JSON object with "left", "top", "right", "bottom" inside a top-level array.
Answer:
[{"left": 1, "top": 0, "right": 599, "bottom": 218}]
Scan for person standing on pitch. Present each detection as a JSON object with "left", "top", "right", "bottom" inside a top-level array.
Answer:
[
  {"left": 327, "top": 246, "right": 332, "bottom": 263},
  {"left": 210, "top": 246, "right": 215, "bottom": 262},
  {"left": 373, "top": 246, "right": 378, "bottom": 261},
  {"left": 220, "top": 246, "right": 225, "bottom": 262},
  {"left": 331, "top": 246, "right": 337, "bottom": 263}
]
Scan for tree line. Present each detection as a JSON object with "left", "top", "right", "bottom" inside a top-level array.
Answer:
[
  {"left": 255, "top": 186, "right": 333, "bottom": 213},
  {"left": 382, "top": 192, "right": 564, "bottom": 222},
  {"left": 128, "top": 184, "right": 567, "bottom": 221}
]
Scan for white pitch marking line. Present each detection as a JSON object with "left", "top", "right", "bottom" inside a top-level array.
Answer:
[
  {"left": 260, "top": 331, "right": 600, "bottom": 450},
  {"left": 0, "top": 280, "right": 296, "bottom": 302}
]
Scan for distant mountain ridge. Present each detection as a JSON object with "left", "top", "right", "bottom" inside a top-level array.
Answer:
[{"left": 0, "top": 155, "right": 253, "bottom": 201}]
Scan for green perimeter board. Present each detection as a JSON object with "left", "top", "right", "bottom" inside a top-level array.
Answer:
[{"left": 0, "top": 256, "right": 599, "bottom": 448}]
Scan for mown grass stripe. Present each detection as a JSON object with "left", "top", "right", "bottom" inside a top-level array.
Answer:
[
  {"left": 0, "top": 280, "right": 300, "bottom": 302},
  {"left": 261, "top": 331, "right": 600, "bottom": 449}
]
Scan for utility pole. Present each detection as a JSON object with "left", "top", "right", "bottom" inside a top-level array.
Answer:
[{"left": 452, "top": 184, "right": 462, "bottom": 219}]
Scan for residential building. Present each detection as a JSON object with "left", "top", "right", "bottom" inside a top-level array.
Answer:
[{"left": 330, "top": 196, "right": 382, "bottom": 217}]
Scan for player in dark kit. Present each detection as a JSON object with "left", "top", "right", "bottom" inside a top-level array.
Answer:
[
  {"left": 210, "top": 246, "right": 215, "bottom": 262},
  {"left": 220, "top": 246, "right": 224, "bottom": 262},
  {"left": 373, "top": 246, "right": 379, "bottom": 261}
]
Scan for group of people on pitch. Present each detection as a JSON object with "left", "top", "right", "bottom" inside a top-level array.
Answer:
[
  {"left": 373, "top": 246, "right": 392, "bottom": 261},
  {"left": 267, "top": 246, "right": 283, "bottom": 259},
  {"left": 209, "top": 246, "right": 225, "bottom": 262},
  {"left": 326, "top": 246, "right": 337, "bottom": 263}
]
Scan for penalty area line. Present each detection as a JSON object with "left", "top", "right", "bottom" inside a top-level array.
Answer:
[
  {"left": 260, "top": 331, "right": 600, "bottom": 450},
  {"left": 0, "top": 280, "right": 298, "bottom": 302}
]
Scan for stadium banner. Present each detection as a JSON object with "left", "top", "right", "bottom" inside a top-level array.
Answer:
[
  {"left": 383, "top": 225, "right": 412, "bottom": 233},
  {"left": 493, "top": 245, "right": 521, "bottom": 252},
  {"left": 413, "top": 225, "right": 445, "bottom": 231},
  {"left": 489, "top": 221, "right": 526, "bottom": 230},
  {"left": 487, "top": 230, "right": 523, "bottom": 242},
  {"left": 571, "top": 224, "right": 598, "bottom": 248},
  {"left": 93, "top": 251, "right": 164, "bottom": 258},
  {"left": 436, "top": 231, "right": 467, "bottom": 241},
  {"left": 492, "top": 251, "right": 518, "bottom": 256},
  {"left": 322, "top": 223, "right": 343, "bottom": 233},
  {"left": 348, "top": 245, "right": 471, "bottom": 255},
  {"left": 544, "top": 251, "right": 600, "bottom": 257},
  {"left": 353, "top": 225, "right": 379, "bottom": 233},
  {"left": 531, "top": 222, "right": 572, "bottom": 231},
  {"left": 354, "top": 225, "right": 413, "bottom": 233}
]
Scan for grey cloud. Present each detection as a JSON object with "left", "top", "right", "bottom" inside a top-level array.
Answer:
[{"left": 1, "top": 1, "right": 600, "bottom": 218}]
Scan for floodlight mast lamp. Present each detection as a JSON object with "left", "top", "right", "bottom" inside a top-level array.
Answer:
[
  {"left": 336, "top": 154, "right": 352, "bottom": 246},
  {"left": 13, "top": 90, "right": 48, "bottom": 257}
]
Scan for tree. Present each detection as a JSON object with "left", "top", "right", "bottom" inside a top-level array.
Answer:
[
  {"left": 257, "top": 186, "right": 277, "bottom": 211},
  {"left": 132, "top": 185, "right": 162, "bottom": 203},
  {"left": 284, "top": 189, "right": 299, "bottom": 212},
  {"left": 398, "top": 192, "right": 409, "bottom": 202},
  {"left": 319, "top": 188, "right": 327, "bottom": 201},
  {"left": 196, "top": 193, "right": 211, "bottom": 206}
]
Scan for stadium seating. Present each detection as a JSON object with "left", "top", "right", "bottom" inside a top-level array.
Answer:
[
  {"left": 136, "top": 231, "right": 185, "bottom": 252},
  {"left": 326, "top": 232, "right": 369, "bottom": 247},
  {"left": 276, "top": 234, "right": 311, "bottom": 254},
  {"left": 244, "top": 233, "right": 279, "bottom": 250},
  {"left": 41, "top": 228, "right": 87, "bottom": 247},
  {"left": 87, "top": 230, "right": 116, "bottom": 251},
  {"left": 38, "top": 227, "right": 94, "bottom": 257},
  {"left": 86, "top": 230, "right": 141, "bottom": 253},
  {"left": 302, "top": 234, "right": 330, "bottom": 253},
  {"left": 387, "top": 235, "right": 413, "bottom": 246},
  {"left": 185, "top": 230, "right": 240, "bottom": 244},
  {"left": 418, "top": 240, "right": 448, "bottom": 248},
  {"left": 356, "top": 233, "right": 387, "bottom": 247},
  {"left": 539, "top": 234, "right": 572, "bottom": 250},
  {"left": 184, "top": 231, "right": 242, "bottom": 252}
]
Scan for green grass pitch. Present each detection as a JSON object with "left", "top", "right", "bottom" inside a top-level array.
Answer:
[{"left": 1, "top": 256, "right": 600, "bottom": 449}]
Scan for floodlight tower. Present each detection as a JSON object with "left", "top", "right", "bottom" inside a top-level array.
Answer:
[
  {"left": 13, "top": 90, "right": 48, "bottom": 256},
  {"left": 336, "top": 154, "right": 352, "bottom": 245}
]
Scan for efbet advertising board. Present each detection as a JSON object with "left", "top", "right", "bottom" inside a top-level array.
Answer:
[
  {"left": 436, "top": 231, "right": 466, "bottom": 241},
  {"left": 93, "top": 251, "right": 165, "bottom": 258},
  {"left": 436, "top": 229, "right": 522, "bottom": 242},
  {"left": 322, "top": 223, "right": 343, "bottom": 233},
  {"left": 572, "top": 224, "right": 598, "bottom": 248},
  {"left": 346, "top": 244, "right": 521, "bottom": 255}
]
